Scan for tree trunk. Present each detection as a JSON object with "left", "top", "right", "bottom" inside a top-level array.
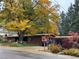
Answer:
[{"left": 18, "top": 31, "right": 24, "bottom": 43}]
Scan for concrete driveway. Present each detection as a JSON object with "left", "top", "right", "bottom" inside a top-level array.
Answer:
[{"left": 0, "top": 48, "right": 79, "bottom": 59}]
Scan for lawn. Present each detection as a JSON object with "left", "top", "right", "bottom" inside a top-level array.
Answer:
[{"left": 0, "top": 39, "right": 37, "bottom": 47}]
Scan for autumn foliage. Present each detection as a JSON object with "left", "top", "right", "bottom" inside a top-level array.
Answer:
[
  {"left": 5, "top": 20, "right": 31, "bottom": 31},
  {"left": 0, "top": 0, "right": 60, "bottom": 35},
  {"left": 40, "top": 0, "right": 49, "bottom": 3}
]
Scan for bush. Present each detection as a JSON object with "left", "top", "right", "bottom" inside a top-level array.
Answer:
[
  {"left": 49, "top": 44, "right": 62, "bottom": 53},
  {"left": 63, "top": 48, "right": 79, "bottom": 57}
]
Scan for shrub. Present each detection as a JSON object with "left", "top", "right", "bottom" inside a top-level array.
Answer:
[
  {"left": 49, "top": 44, "right": 62, "bottom": 53},
  {"left": 63, "top": 48, "right": 79, "bottom": 57}
]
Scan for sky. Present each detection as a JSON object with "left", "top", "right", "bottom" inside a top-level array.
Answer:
[{"left": 52, "top": 0, "right": 74, "bottom": 13}]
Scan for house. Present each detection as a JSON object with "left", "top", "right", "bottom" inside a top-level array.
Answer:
[{"left": 6, "top": 34, "right": 54, "bottom": 45}]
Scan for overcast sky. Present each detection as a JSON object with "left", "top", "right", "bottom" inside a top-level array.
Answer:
[{"left": 52, "top": 0, "right": 74, "bottom": 13}]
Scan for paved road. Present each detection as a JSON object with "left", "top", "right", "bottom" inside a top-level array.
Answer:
[{"left": 0, "top": 48, "right": 78, "bottom": 59}]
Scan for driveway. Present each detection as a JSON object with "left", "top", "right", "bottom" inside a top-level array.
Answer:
[{"left": 0, "top": 48, "right": 78, "bottom": 59}]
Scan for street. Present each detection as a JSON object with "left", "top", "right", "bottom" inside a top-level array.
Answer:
[{"left": 0, "top": 48, "right": 79, "bottom": 59}]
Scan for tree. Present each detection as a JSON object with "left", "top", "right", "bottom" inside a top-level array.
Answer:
[
  {"left": 0, "top": 0, "right": 32, "bottom": 43},
  {"left": 0, "top": 0, "right": 60, "bottom": 42},
  {"left": 19, "top": 0, "right": 60, "bottom": 35},
  {"left": 60, "top": 11, "right": 66, "bottom": 35},
  {"left": 5, "top": 20, "right": 31, "bottom": 31},
  {"left": 32, "top": 0, "right": 60, "bottom": 35},
  {"left": 60, "top": 4, "right": 75, "bottom": 35},
  {"left": 70, "top": 0, "right": 79, "bottom": 32},
  {"left": 60, "top": 0, "right": 79, "bottom": 35}
]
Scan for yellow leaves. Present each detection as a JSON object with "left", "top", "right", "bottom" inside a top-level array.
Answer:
[
  {"left": 2, "top": 0, "right": 60, "bottom": 36},
  {"left": 5, "top": 20, "right": 31, "bottom": 31},
  {"left": 19, "top": 20, "right": 29, "bottom": 27},
  {"left": 5, "top": 21, "right": 17, "bottom": 31},
  {"left": 40, "top": 0, "right": 49, "bottom": 4},
  {"left": 49, "top": 7, "right": 60, "bottom": 23},
  {"left": 4, "top": 0, "right": 25, "bottom": 18},
  {"left": 49, "top": 21, "right": 60, "bottom": 35},
  {"left": 28, "top": 26, "right": 38, "bottom": 35},
  {"left": 40, "top": 8, "right": 48, "bottom": 14},
  {"left": 18, "top": 20, "right": 31, "bottom": 31}
]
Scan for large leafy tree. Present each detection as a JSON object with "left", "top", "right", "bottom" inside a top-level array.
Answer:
[
  {"left": 0, "top": 0, "right": 60, "bottom": 42},
  {"left": 1, "top": 0, "right": 32, "bottom": 43},
  {"left": 15, "top": 0, "right": 59, "bottom": 35}
]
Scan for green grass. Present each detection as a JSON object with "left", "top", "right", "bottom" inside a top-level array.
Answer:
[
  {"left": 9, "top": 42, "right": 37, "bottom": 47},
  {"left": 0, "top": 39, "right": 37, "bottom": 47}
]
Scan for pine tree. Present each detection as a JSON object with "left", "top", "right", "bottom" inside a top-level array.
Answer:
[
  {"left": 60, "top": 4, "right": 75, "bottom": 35},
  {"left": 70, "top": 0, "right": 79, "bottom": 32},
  {"left": 60, "top": 11, "right": 66, "bottom": 35},
  {"left": 60, "top": 0, "right": 79, "bottom": 35}
]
